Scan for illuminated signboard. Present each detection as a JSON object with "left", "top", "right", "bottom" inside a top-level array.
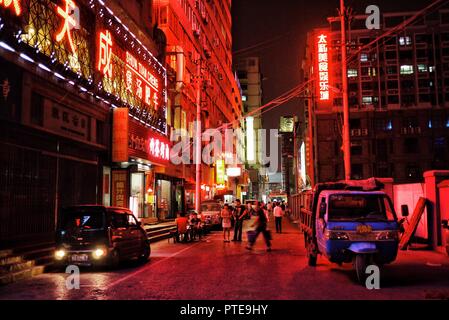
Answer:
[
  {"left": 0, "top": 0, "right": 21, "bottom": 15},
  {"left": 0, "top": 0, "right": 167, "bottom": 133},
  {"left": 317, "top": 33, "right": 330, "bottom": 102},
  {"left": 216, "top": 159, "right": 226, "bottom": 185}
]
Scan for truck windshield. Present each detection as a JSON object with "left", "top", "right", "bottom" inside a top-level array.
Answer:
[{"left": 327, "top": 194, "right": 395, "bottom": 221}]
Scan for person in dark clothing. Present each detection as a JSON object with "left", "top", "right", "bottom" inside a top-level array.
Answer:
[
  {"left": 246, "top": 201, "right": 272, "bottom": 251},
  {"left": 232, "top": 199, "right": 247, "bottom": 241}
]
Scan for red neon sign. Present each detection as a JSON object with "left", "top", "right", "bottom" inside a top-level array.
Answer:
[
  {"left": 125, "top": 51, "right": 160, "bottom": 109},
  {"left": 56, "top": 0, "right": 78, "bottom": 54},
  {"left": 98, "top": 30, "right": 113, "bottom": 78},
  {"left": 317, "top": 34, "right": 330, "bottom": 101},
  {"left": 0, "top": 0, "right": 21, "bottom": 16}
]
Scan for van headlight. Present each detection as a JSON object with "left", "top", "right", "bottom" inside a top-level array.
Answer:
[
  {"left": 325, "top": 230, "right": 349, "bottom": 240},
  {"left": 92, "top": 247, "right": 106, "bottom": 260},
  {"left": 376, "top": 231, "right": 398, "bottom": 241},
  {"left": 55, "top": 249, "right": 66, "bottom": 260}
]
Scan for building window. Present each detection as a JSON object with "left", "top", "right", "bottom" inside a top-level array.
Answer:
[
  {"left": 348, "top": 69, "right": 358, "bottom": 78},
  {"left": 417, "top": 64, "right": 428, "bottom": 73},
  {"left": 406, "top": 164, "right": 421, "bottom": 180},
  {"left": 351, "top": 164, "right": 364, "bottom": 180},
  {"left": 360, "top": 53, "right": 369, "bottom": 62},
  {"left": 386, "top": 66, "right": 397, "bottom": 74},
  {"left": 399, "top": 36, "right": 412, "bottom": 46},
  {"left": 31, "top": 93, "right": 44, "bottom": 126},
  {"left": 400, "top": 65, "right": 414, "bottom": 75},
  {"left": 404, "top": 138, "right": 419, "bottom": 153},
  {"left": 242, "top": 95, "right": 247, "bottom": 102},
  {"left": 351, "top": 144, "right": 363, "bottom": 156},
  {"left": 362, "top": 96, "right": 373, "bottom": 105}
]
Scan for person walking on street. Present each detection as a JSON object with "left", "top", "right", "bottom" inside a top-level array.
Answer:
[
  {"left": 246, "top": 201, "right": 272, "bottom": 251},
  {"left": 232, "top": 199, "right": 247, "bottom": 242},
  {"left": 221, "top": 204, "right": 232, "bottom": 242},
  {"left": 273, "top": 202, "right": 283, "bottom": 233}
]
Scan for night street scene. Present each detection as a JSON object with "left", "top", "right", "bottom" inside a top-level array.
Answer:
[{"left": 1, "top": 0, "right": 449, "bottom": 313}]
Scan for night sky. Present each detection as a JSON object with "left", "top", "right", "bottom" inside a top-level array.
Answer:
[{"left": 232, "top": 0, "right": 434, "bottom": 130}]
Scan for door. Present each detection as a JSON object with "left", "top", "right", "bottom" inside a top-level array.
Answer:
[
  {"left": 110, "top": 212, "right": 132, "bottom": 258},
  {"left": 316, "top": 196, "right": 327, "bottom": 253},
  {"left": 127, "top": 213, "right": 144, "bottom": 257}
]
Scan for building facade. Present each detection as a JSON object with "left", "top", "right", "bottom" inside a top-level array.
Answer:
[
  {"left": 154, "top": 0, "right": 244, "bottom": 207},
  {"left": 235, "top": 56, "right": 263, "bottom": 199},
  {"left": 0, "top": 0, "right": 171, "bottom": 245},
  {"left": 302, "top": 7, "right": 449, "bottom": 186}
]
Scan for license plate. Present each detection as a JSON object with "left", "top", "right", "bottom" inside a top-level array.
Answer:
[
  {"left": 357, "top": 225, "right": 373, "bottom": 234},
  {"left": 71, "top": 254, "right": 89, "bottom": 262}
]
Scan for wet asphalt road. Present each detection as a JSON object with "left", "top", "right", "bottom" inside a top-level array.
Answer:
[{"left": 1, "top": 217, "right": 449, "bottom": 300}]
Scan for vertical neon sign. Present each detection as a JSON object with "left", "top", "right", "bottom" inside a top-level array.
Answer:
[
  {"left": 317, "top": 34, "right": 330, "bottom": 101},
  {"left": 0, "top": 0, "right": 22, "bottom": 16}
]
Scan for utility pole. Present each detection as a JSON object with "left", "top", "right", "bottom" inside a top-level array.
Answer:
[
  {"left": 195, "top": 58, "right": 202, "bottom": 213},
  {"left": 340, "top": 0, "right": 351, "bottom": 181}
]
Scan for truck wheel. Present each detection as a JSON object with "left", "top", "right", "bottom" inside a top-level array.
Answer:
[
  {"left": 354, "top": 254, "right": 371, "bottom": 284},
  {"left": 306, "top": 238, "right": 317, "bottom": 267}
]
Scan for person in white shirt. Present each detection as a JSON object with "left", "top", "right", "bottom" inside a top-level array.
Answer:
[{"left": 273, "top": 202, "right": 284, "bottom": 234}]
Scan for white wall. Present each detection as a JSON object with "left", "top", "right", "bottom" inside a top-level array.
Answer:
[{"left": 393, "top": 183, "right": 428, "bottom": 239}]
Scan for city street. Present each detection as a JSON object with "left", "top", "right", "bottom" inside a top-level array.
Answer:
[{"left": 1, "top": 218, "right": 449, "bottom": 300}]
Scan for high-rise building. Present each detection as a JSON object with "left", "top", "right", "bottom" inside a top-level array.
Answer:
[
  {"left": 302, "top": 7, "right": 449, "bottom": 185},
  {"left": 154, "top": 0, "right": 243, "bottom": 207},
  {"left": 0, "top": 0, "right": 170, "bottom": 244},
  {"left": 235, "top": 56, "right": 263, "bottom": 199}
]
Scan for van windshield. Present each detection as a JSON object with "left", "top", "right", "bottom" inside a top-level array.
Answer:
[
  {"left": 327, "top": 194, "right": 396, "bottom": 222},
  {"left": 62, "top": 208, "right": 105, "bottom": 231}
]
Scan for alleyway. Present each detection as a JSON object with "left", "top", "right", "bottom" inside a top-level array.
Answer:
[{"left": 1, "top": 217, "right": 449, "bottom": 300}]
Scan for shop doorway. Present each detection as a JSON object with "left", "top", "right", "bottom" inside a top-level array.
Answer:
[
  {"left": 130, "top": 172, "right": 144, "bottom": 219},
  {"left": 156, "top": 179, "right": 171, "bottom": 220}
]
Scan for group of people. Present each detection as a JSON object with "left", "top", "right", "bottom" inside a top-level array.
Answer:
[
  {"left": 220, "top": 200, "right": 288, "bottom": 251},
  {"left": 174, "top": 211, "right": 203, "bottom": 243}
]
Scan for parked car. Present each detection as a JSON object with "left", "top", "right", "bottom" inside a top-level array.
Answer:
[
  {"left": 199, "top": 200, "right": 222, "bottom": 227},
  {"left": 54, "top": 205, "right": 150, "bottom": 268}
]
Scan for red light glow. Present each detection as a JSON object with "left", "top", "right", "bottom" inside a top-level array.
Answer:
[
  {"left": 317, "top": 33, "right": 330, "bottom": 101},
  {"left": 55, "top": 0, "right": 78, "bottom": 54},
  {"left": 0, "top": 0, "right": 22, "bottom": 16},
  {"left": 98, "top": 30, "right": 113, "bottom": 78}
]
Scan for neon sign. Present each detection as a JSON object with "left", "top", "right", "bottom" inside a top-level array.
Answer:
[
  {"left": 126, "top": 52, "right": 159, "bottom": 109},
  {"left": 55, "top": 0, "right": 78, "bottom": 54},
  {"left": 0, "top": 0, "right": 22, "bottom": 16},
  {"left": 317, "top": 34, "right": 329, "bottom": 101},
  {"left": 98, "top": 30, "right": 113, "bottom": 78}
]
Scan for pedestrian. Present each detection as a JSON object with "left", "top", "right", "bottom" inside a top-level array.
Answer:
[
  {"left": 246, "top": 201, "right": 272, "bottom": 251},
  {"left": 232, "top": 199, "right": 247, "bottom": 242},
  {"left": 175, "top": 212, "right": 189, "bottom": 243},
  {"left": 221, "top": 204, "right": 232, "bottom": 242},
  {"left": 273, "top": 202, "right": 283, "bottom": 233}
]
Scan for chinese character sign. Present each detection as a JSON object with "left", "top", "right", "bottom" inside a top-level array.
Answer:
[
  {"left": 317, "top": 34, "right": 330, "bottom": 102},
  {"left": 125, "top": 52, "right": 160, "bottom": 110},
  {"left": 98, "top": 30, "right": 113, "bottom": 78},
  {"left": 55, "top": 0, "right": 78, "bottom": 54}
]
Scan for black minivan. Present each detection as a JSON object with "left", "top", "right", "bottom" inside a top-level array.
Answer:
[{"left": 54, "top": 205, "right": 150, "bottom": 268}]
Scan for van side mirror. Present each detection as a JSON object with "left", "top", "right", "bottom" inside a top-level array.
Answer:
[
  {"left": 401, "top": 205, "right": 409, "bottom": 217},
  {"left": 442, "top": 220, "right": 449, "bottom": 229}
]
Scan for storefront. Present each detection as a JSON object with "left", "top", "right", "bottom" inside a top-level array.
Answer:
[
  {"left": 0, "top": 0, "right": 167, "bottom": 243},
  {"left": 110, "top": 111, "right": 171, "bottom": 222}
]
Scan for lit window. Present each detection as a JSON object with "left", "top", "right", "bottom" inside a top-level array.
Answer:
[
  {"left": 400, "top": 65, "right": 414, "bottom": 75},
  {"left": 417, "top": 64, "right": 428, "bottom": 73},
  {"left": 242, "top": 95, "right": 247, "bottom": 102},
  {"left": 348, "top": 69, "right": 358, "bottom": 78},
  {"left": 399, "top": 36, "right": 412, "bottom": 46},
  {"left": 387, "top": 121, "right": 393, "bottom": 130},
  {"left": 362, "top": 96, "right": 373, "bottom": 105},
  {"left": 429, "top": 66, "right": 435, "bottom": 73},
  {"left": 360, "top": 53, "right": 368, "bottom": 62}
]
